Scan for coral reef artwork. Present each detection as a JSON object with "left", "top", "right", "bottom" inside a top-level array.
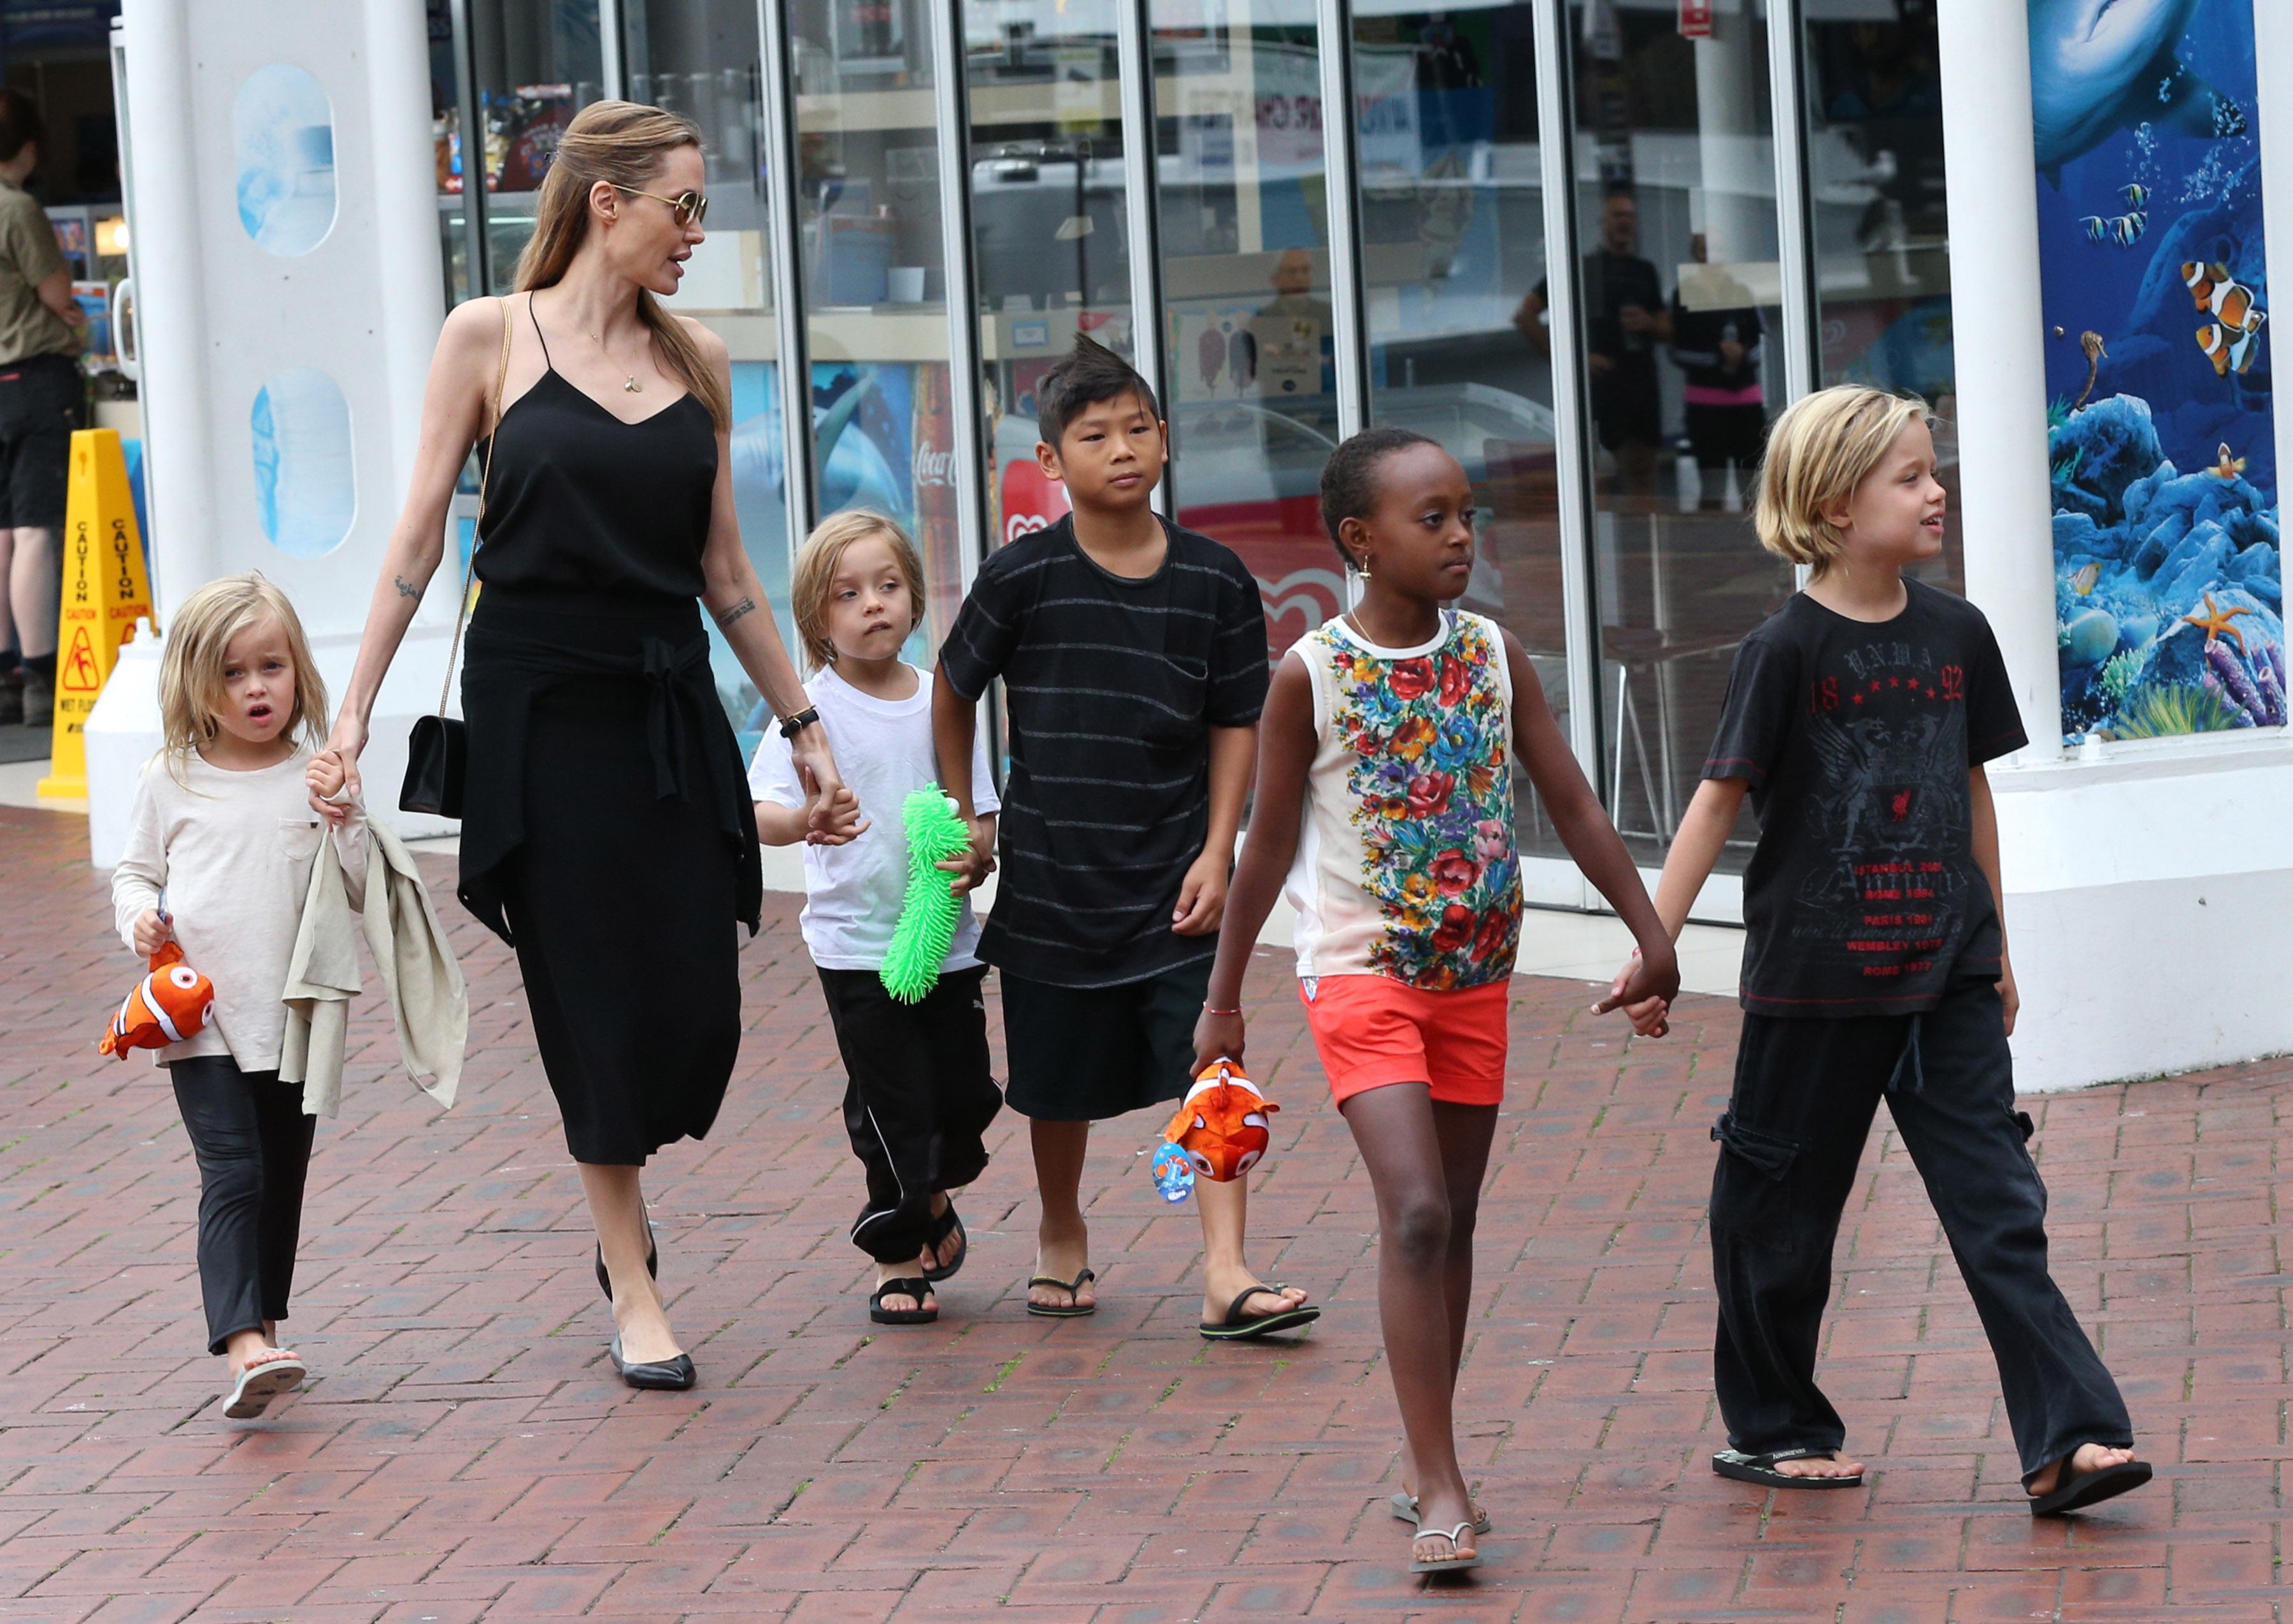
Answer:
[{"left": 2031, "top": 0, "right": 2282, "bottom": 743}]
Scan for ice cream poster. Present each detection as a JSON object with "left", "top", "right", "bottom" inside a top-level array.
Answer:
[{"left": 2032, "top": 0, "right": 2283, "bottom": 742}]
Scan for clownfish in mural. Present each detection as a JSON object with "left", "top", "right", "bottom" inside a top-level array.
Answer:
[
  {"left": 2183, "top": 262, "right": 2265, "bottom": 331},
  {"left": 2197, "top": 320, "right": 2266, "bottom": 378}
]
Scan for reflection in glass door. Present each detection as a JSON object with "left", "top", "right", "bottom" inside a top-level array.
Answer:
[
  {"left": 1804, "top": 0, "right": 1963, "bottom": 595},
  {"left": 1352, "top": 1, "right": 1580, "bottom": 898},
  {"left": 961, "top": 0, "right": 1136, "bottom": 559},
  {"left": 1563, "top": 0, "right": 1794, "bottom": 886},
  {"left": 465, "top": 0, "right": 609, "bottom": 290},
  {"left": 624, "top": 1, "right": 795, "bottom": 737},
  {"left": 787, "top": 0, "right": 962, "bottom": 653},
  {"left": 1152, "top": 0, "right": 1339, "bottom": 664}
]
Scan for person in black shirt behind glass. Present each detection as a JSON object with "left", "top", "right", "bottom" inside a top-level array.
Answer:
[
  {"left": 934, "top": 335, "right": 1317, "bottom": 1340},
  {"left": 1608, "top": 386, "right": 2148, "bottom": 1518},
  {"left": 1515, "top": 187, "right": 1668, "bottom": 497}
]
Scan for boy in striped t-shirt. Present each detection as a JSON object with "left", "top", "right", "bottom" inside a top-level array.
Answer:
[{"left": 934, "top": 336, "right": 1317, "bottom": 1339}]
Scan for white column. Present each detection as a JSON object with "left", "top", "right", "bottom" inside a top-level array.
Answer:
[
  {"left": 119, "top": 0, "right": 217, "bottom": 622},
  {"left": 1936, "top": 0, "right": 2062, "bottom": 753}
]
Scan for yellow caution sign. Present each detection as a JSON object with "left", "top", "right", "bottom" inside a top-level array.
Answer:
[{"left": 38, "top": 429, "right": 153, "bottom": 800}]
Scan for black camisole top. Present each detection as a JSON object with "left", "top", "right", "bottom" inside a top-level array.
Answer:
[{"left": 473, "top": 301, "right": 717, "bottom": 601}]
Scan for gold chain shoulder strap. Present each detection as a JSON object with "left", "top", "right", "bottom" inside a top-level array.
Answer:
[{"left": 436, "top": 295, "right": 513, "bottom": 718}]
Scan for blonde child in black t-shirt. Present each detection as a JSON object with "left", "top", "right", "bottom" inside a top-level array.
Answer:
[{"left": 1615, "top": 386, "right": 2148, "bottom": 1517}]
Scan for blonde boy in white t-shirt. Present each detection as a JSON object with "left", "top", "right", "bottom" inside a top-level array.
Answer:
[{"left": 750, "top": 513, "right": 1002, "bottom": 1327}]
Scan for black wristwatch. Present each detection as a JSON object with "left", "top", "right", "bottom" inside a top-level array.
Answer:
[{"left": 779, "top": 706, "right": 820, "bottom": 739}]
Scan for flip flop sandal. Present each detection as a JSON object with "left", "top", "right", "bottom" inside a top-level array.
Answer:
[
  {"left": 1712, "top": 1448, "right": 1864, "bottom": 1490},
  {"left": 1406, "top": 1520, "right": 1483, "bottom": 1576},
  {"left": 869, "top": 1277, "right": 938, "bottom": 1326},
  {"left": 1390, "top": 1492, "right": 1492, "bottom": 1535},
  {"left": 2029, "top": 1458, "right": 2152, "bottom": 1516},
  {"left": 920, "top": 1202, "right": 966, "bottom": 1284},
  {"left": 1198, "top": 1284, "right": 1321, "bottom": 1341},
  {"left": 223, "top": 1353, "right": 306, "bottom": 1420},
  {"left": 1024, "top": 1268, "right": 1096, "bottom": 1318}
]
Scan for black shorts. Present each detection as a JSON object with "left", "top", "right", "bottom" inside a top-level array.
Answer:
[
  {"left": 0, "top": 354, "right": 78, "bottom": 530},
  {"left": 999, "top": 956, "right": 1213, "bottom": 1122}
]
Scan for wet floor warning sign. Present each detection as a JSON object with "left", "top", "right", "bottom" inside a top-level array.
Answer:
[{"left": 38, "top": 430, "right": 152, "bottom": 801}]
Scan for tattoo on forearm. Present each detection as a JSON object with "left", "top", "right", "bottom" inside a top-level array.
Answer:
[
  {"left": 714, "top": 596, "right": 757, "bottom": 629},
  {"left": 393, "top": 575, "right": 422, "bottom": 601}
]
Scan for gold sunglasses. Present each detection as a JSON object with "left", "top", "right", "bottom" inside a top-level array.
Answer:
[{"left": 613, "top": 184, "right": 709, "bottom": 227}]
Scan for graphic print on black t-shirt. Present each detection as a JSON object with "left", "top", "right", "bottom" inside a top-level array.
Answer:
[
  {"left": 1796, "top": 635, "right": 1975, "bottom": 981},
  {"left": 1703, "top": 581, "right": 2027, "bottom": 1018}
]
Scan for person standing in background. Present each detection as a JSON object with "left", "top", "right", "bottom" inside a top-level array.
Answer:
[
  {"left": 1513, "top": 189, "right": 1668, "bottom": 499},
  {"left": 1670, "top": 234, "right": 1768, "bottom": 513},
  {"left": 0, "top": 89, "right": 84, "bottom": 729}
]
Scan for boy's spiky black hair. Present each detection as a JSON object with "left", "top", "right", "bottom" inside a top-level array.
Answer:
[{"left": 1037, "top": 333, "right": 1161, "bottom": 452}]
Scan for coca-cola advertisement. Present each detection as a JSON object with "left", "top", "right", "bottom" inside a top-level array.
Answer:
[{"left": 911, "top": 364, "right": 963, "bottom": 652}]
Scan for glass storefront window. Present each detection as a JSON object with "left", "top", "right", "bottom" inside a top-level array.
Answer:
[
  {"left": 627, "top": 1, "right": 796, "bottom": 742},
  {"left": 426, "top": 0, "right": 473, "bottom": 306},
  {"left": 1561, "top": 0, "right": 1792, "bottom": 876},
  {"left": 401, "top": 0, "right": 1978, "bottom": 904},
  {"left": 1804, "top": 0, "right": 1962, "bottom": 594},
  {"left": 787, "top": 0, "right": 962, "bottom": 655},
  {"left": 469, "top": 1, "right": 608, "bottom": 291},
  {"left": 1353, "top": 1, "right": 1576, "bottom": 888},
  {"left": 1152, "top": 0, "right": 1338, "bottom": 666},
  {"left": 963, "top": 0, "right": 1134, "bottom": 564}
]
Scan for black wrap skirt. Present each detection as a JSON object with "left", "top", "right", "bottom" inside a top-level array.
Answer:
[{"left": 460, "top": 591, "right": 762, "bottom": 1164}]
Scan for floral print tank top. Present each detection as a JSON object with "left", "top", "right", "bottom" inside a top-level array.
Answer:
[{"left": 1284, "top": 610, "right": 1521, "bottom": 988}]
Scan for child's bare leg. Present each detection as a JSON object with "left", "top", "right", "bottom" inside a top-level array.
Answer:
[
  {"left": 1399, "top": 1099, "right": 1497, "bottom": 1508},
  {"left": 1195, "top": 1173, "right": 1307, "bottom": 1324},
  {"left": 1339, "top": 1083, "right": 1476, "bottom": 1562},
  {"left": 1027, "top": 1118, "right": 1097, "bottom": 1311}
]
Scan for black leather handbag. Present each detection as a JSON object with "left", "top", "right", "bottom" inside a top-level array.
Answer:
[{"left": 401, "top": 300, "right": 511, "bottom": 818}]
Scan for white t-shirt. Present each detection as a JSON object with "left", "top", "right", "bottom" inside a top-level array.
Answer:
[
  {"left": 111, "top": 748, "right": 368, "bottom": 1071},
  {"left": 748, "top": 663, "right": 1001, "bottom": 972}
]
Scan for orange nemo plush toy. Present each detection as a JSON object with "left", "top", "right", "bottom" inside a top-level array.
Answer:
[
  {"left": 1161, "top": 1057, "right": 1278, "bottom": 1183},
  {"left": 99, "top": 943, "right": 214, "bottom": 1059}
]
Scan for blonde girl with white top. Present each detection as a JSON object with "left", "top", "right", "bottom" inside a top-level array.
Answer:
[{"left": 112, "top": 573, "right": 364, "bottom": 1420}]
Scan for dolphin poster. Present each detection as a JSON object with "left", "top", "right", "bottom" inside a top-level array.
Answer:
[{"left": 2032, "top": 0, "right": 2284, "bottom": 743}]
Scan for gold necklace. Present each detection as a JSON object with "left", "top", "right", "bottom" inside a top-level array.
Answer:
[{"left": 561, "top": 292, "right": 643, "bottom": 393}]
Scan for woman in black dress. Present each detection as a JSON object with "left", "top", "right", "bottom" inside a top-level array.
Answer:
[{"left": 319, "top": 103, "right": 855, "bottom": 1390}]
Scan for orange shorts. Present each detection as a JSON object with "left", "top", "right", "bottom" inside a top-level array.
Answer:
[{"left": 1298, "top": 976, "right": 1511, "bottom": 1106}]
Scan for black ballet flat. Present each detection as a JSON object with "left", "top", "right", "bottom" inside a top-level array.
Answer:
[
  {"left": 608, "top": 1334, "right": 696, "bottom": 1392},
  {"left": 595, "top": 1221, "right": 661, "bottom": 1302}
]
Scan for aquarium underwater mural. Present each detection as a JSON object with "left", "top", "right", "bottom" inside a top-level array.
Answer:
[{"left": 2031, "top": 0, "right": 2283, "bottom": 742}]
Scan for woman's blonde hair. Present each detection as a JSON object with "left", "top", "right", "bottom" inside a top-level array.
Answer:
[
  {"left": 1754, "top": 385, "right": 1931, "bottom": 573},
  {"left": 513, "top": 99, "right": 729, "bottom": 430},
  {"left": 790, "top": 510, "right": 926, "bottom": 673},
  {"left": 159, "top": 572, "right": 327, "bottom": 783}
]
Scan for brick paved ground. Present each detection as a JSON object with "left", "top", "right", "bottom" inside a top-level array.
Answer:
[{"left": 0, "top": 801, "right": 2285, "bottom": 1623}]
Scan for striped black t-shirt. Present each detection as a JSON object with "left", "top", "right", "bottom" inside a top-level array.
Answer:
[{"left": 939, "top": 515, "right": 1270, "bottom": 988}]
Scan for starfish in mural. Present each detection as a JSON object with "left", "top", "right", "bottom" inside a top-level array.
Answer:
[{"left": 2183, "top": 592, "right": 2255, "bottom": 655}]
